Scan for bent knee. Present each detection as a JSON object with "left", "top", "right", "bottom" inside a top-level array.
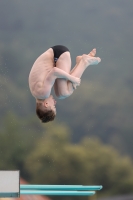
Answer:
[
  {"left": 56, "top": 90, "right": 72, "bottom": 99},
  {"left": 57, "top": 95, "right": 67, "bottom": 100}
]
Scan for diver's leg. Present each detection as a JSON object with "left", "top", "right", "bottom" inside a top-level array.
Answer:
[
  {"left": 54, "top": 49, "right": 101, "bottom": 98},
  {"left": 54, "top": 51, "right": 74, "bottom": 99}
]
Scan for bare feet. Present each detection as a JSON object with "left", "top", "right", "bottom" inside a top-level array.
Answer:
[
  {"left": 88, "top": 48, "right": 96, "bottom": 57},
  {"left": 76, "top": 55, "right": 82, "bottom": 64},
  {"left": 82, "top": 54, "right": 101, "bottom": 66},
  {"left": 76, "top": 48, "right": 101, "bottom": 66},
  {"left": 76, "top": 48, "right": 96, "bottom": 64}
]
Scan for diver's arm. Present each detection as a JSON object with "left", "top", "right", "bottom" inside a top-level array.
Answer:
[{"left": 46, "top": 67, "right": 81, "bottom": 86}]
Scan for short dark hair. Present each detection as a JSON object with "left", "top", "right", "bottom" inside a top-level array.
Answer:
[{"left": 36, "top": 102, "right": 56, "bottom": 123}]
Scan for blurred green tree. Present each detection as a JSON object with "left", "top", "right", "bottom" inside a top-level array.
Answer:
[
  {"left": 0, "top": 112, "right": 43, "bottom": 178},
  {"left": 25, "top": 129, "right": 133, "bottom": 200}
]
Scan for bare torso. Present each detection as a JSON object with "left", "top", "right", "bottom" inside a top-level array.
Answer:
[{"left": 29, "top": 48, "right": 54, "bottom": 99}]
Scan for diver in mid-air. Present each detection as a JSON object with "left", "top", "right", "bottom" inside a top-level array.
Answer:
[{"left": 29, "top": 45, "right": 101, "bottom": 123}]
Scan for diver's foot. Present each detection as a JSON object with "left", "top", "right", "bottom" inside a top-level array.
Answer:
[
  {"left": 81, "top": 53, "right": 101, "bottom": 66},
  {"left": 76, "top": 56, "right": 82, "bottom": 64},
  {"left": 88, "top": 48, "right": 96, "bottom": 57},
  {"left": 76, "top": 48, "right": 96, "bottom": 64}
]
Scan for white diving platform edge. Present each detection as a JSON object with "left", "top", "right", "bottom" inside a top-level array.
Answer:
[{"left": 0, "top": 170, "right": 20, "bottom": 197}]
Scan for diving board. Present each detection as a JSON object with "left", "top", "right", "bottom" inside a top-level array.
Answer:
[
  {"left": 0, "top": 170, "right": 103, "bottom": 197},
  {"left": 20, "top": 184, "right": 102, "bottom": 196},
  {"left": 20, "top": 184, "right": 102, "bottom": 190}
]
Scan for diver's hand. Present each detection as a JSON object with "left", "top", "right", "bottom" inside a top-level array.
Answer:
[
  {"left": 72, "top": 82, "right": 80, "bottom": 89},
  {"left": 71, "top": 77, "right": 81, "bottom": 90},
  {"left": 70, "top": 76, "right": 81, "bottom": 85}
]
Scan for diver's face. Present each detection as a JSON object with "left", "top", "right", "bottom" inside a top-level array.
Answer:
[{"left": 45, "top": 95, "right": 56, "bottom": 113}]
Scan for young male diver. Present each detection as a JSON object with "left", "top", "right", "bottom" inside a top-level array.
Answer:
[{"left": 29, "top": 45, "right": 101, "bottom": 123}]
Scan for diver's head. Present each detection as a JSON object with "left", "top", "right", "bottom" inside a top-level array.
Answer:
[{"left": 36, "top": 95, "right": 56, "bottom": 123}]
